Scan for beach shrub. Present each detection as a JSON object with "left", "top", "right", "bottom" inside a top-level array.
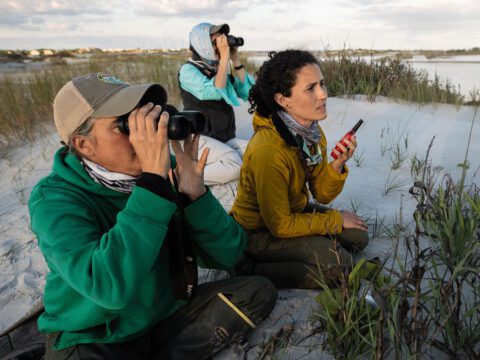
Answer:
[
  {"left": 313, "top": 124, "right": 480, "bottom": 359},
  {"left": 0, "top": 48, "right": 475, "bottom": 150},
  {"left": 320, "top": 48, "right": 466, "bottom": 105},
  {"left": 0, "top": 54, "right": 185, "bottom": 152}
]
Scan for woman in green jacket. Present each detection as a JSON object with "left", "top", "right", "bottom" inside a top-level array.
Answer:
[
  {"left": 231, "top": 50, "right": 369, "bottom": 289},
  {"left": 29, "top": 73, "right": 276, "bottom": 359}
]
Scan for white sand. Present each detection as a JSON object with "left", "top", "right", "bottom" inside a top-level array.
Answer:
[{"left": 1, "top": 96, "right": 478, "bottom": 357}]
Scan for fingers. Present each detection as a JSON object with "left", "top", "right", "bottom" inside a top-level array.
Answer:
[
  {"left": 197, "top": 147, "right": 210, "bottom": 172},
  {"left": 189, "top": 133, "right": 201, "bottom": 159},
  {"left": 128, "top": 108, "right": 139, "bottom": 133},
  {"left": 352, "top": 213, "right": 368, "bottom": 231},
  {"left": 171, "top": 139, "right": 183, "bottom": 156},
  {"left": 217, "top": 34, "right": 227, "bottom": 45},
  {"left": 182, "top": 133, "right": 193, "bottom": 155},
  {"left": 350, "top": 135, "right": 358, "bottom": 148},
  {"left": 341, "top": 211, "right": 368, "bottom": 231},
  {"left": 172, "top": 134, "right": 204, "bottom": 164},
  {"left": 156, "top": 110, "right": 169, "bottom": 140},
  {"left": 216, "top": 35, "right": 230, "bottom": 58},
  {"left": 354, "top": 216, "right": 369, "bottom": 231},
  {"left": 180, "top": 133, "right": 201, "bottom": 161},
  {"left": 129, "top": 103, "right": 162, "bottom": 136},
  {"left": 128, "top": 103, "right": 171, "bottom": 178},
  {"left": 333, "top": 142, "right": 349, "bottom": 161},
  {"left": 135, "top": 102, "right": 155, "bottom": 133},
  {"left": 343, "top": 137, "right": 357, "bottom": 155},
  {"left": 145, "top": 105, "right": 162, "bottom": 136},
  {"left": 334, "top": 135, "right": 357, "bottom": 160}
]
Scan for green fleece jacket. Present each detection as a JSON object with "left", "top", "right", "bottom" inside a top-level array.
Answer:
[{"left": 29, "top": 149, "right": 246, "bottom": 350}]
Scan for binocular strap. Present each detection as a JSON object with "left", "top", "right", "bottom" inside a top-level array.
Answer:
[
  {"left": 166, "top": 172, "right": 198, "bottom": 301},
  {"left": 166, "top": 215, "right": 198, "bottom": 301}
]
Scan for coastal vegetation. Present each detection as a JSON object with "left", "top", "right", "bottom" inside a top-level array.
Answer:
[
  {"left": 2, "top": 47, "right": 480, "bottom": 63},
  {"left": 312, "top": 113, "right": 480, "bottom": 359},
  {"left": 0, "top": 47, "right": 478, "bottom": 358},
  {"left": 1, "top": 48, "right": 477, "bottom": 151}
]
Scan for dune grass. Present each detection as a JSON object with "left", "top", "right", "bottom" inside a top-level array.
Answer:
[
  {"left": 0, "top": 49, "right": 476, "bottom": 152},
  {"left": 312, "top": 112, "right": 480, "bottom": 359},
  {"left": 319, "top": 48, "right": 469, "bottom": 105},
  {"left": 0, "top": 54, "right": 185, "bottom": 151}
]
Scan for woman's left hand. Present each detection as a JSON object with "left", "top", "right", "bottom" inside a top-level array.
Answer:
[
  {"left": 331, "top": 135, "right": 357, "bottom": 173},
  {"left": 171, "top": 134, "right": 210, "bottom": 201}
]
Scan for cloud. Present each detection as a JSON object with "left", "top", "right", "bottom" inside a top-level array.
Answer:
[
  {"left": 31, "top": 17, "right": 45, "bottom": 24},
  {"left": 0, "top": 13, "right": 28, "bottom": 26},
  {"left": 1, "top": 0, "right": 479, "bottom": 50},
  {"left": 343, "top": 1, "right": 480, "bottom": 33},
  {"left": 133, "top": 0, "right": 257, "bottom": 18},
  {"left": 0, "top": 0, "right": 119, "bottom": 16},
  {"left": 0, "top": 0, "right": 122, "bottom": 30}
]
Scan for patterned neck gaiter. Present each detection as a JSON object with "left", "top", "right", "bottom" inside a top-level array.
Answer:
[
  {"left": 277, "top": 111, "right": 323, "bottom": 166},
  {"left": 277, "top": 111, "right": 322, "bottom": 146},
  {"left": 81, "top": 158, "right": 138, "bottom": 193}
]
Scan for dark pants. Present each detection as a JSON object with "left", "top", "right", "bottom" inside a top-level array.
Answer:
[
  {"left": 45, "top": 276, "right": 277, "bottom": 360},
  {"left": 236, "top": 204, "right": 369, "bottom": 289}
]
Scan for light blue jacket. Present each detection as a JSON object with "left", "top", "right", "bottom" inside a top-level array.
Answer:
[{"left": 179, "top": 63, "right": 255, "bottom": 106}]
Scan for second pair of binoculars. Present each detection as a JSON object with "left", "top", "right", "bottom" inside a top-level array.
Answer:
[
  {"left": 115, "top": 104, "right": 205, "bottom": 140},
  {"left": 213, "top": 35, "right": 244, "bottom": 48}
]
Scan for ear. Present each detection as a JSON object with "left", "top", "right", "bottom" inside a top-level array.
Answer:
[
  {"left": 71, "top": 135, "right": 95, "bottom": 157},
  {"left": 274, "top": 92, "right": 290, "bottom": 109}
]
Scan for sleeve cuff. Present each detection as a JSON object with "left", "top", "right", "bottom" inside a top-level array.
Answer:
[
  {"left": 136, "top": 172, "right": 176, "bottom": 202},
  {"left": 327, "top": 162, "right": 349, "bottom": 180},
  {"left": 184, "top": 188, "right": 219, "bottom": 223}
]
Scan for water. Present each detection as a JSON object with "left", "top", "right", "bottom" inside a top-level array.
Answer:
[
  {"left": 248, "top": 54, "right": 480, "bottom": 100},
  {"left": 407, "top": 56, "right": 480, "bottom": 99}
]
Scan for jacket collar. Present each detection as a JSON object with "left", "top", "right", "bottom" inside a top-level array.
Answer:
[{"left": 271, "top": 111, "right": 299, "bottom": 148}]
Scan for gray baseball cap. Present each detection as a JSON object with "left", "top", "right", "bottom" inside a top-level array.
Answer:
[
  {"left": 53, "top": 73, "right": 167, "bottom": 143},
  {"left": 209, "top": 23, "right": 229, "bottom": 35}
]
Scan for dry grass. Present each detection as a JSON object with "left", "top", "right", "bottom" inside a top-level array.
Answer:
[
  {"left": 0, "top": 53, "right": 185, "bottom": 151},
  {"left": 0, "top": 49, "right": 476, "bottom": 152}
]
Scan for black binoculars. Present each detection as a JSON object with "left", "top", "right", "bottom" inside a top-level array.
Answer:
[
  {"left": 115, "top": 104, "right": 205, "bottom": 140},
  {"left": 227, "top": 35, "right": 244, "bottom": 48}
]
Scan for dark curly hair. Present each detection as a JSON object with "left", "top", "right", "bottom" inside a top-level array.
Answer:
[{"left": 248, "top": 50, "right": 320, "bottom": 117}]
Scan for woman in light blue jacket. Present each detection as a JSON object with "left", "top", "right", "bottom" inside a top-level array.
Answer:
[{"left": 178, "top": 23, "right": 254, "bottom": 185}]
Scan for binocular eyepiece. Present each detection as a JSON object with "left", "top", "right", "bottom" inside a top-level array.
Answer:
[
  {"left": 115, "top": 104, "right": 205, "bottom": 140},
  {"left": 227, "top": 35, "right": 244, "bottom": 48}
]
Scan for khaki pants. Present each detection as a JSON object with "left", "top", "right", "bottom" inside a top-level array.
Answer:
[{"left": 237, "top": 204, "right": 369, "bottom": 289}]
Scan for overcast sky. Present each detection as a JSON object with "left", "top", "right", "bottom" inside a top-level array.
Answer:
[{"left": 1, "top": 0, "right": 479, "bottom": 51}]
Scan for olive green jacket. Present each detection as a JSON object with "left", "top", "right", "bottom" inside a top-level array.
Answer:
[{"left": 231, "top": 112, "right": 347, "bottom": 237}]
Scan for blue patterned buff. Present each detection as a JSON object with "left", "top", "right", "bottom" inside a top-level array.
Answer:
[
  {"left": 189, "top": 23, "right": 218, "bottom": 64},
  {"left": 81, "top": 158, "right": 138, "bottom": 193}
]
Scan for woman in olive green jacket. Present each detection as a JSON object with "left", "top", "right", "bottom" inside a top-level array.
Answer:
[{"left": 231, "top": 50, "right": 369, "bottom": 289}]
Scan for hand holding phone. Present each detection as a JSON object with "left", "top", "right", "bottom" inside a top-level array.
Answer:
[{"left": 331, "top": 119, "right": 363, "bottom": 159}]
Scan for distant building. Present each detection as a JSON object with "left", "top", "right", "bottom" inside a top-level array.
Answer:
[{"left": 29, "top": 50, "right": 40, "bottom": 56}]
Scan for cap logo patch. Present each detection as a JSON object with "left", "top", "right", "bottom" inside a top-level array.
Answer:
[{"left": 96, "top": 73, "right": 125, "bottom": 84}]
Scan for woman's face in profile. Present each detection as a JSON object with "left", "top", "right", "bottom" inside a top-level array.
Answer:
[{"left": 282, "top": 63, "right": 328, "bottom": 127}]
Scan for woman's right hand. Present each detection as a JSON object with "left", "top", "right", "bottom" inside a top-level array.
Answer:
[
  {"left": 215, "top": 34, "right": 230, "bottom": 62},
  {"left": 128, "top": 103, "right": 171, "bottom": 179},
  {"left": 340, "top": 210, "right": 368, "bottom": 232}
]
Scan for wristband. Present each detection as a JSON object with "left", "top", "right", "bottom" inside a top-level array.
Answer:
[{"left": 234, "top": 64, "right": 244, "bottom": 70}]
